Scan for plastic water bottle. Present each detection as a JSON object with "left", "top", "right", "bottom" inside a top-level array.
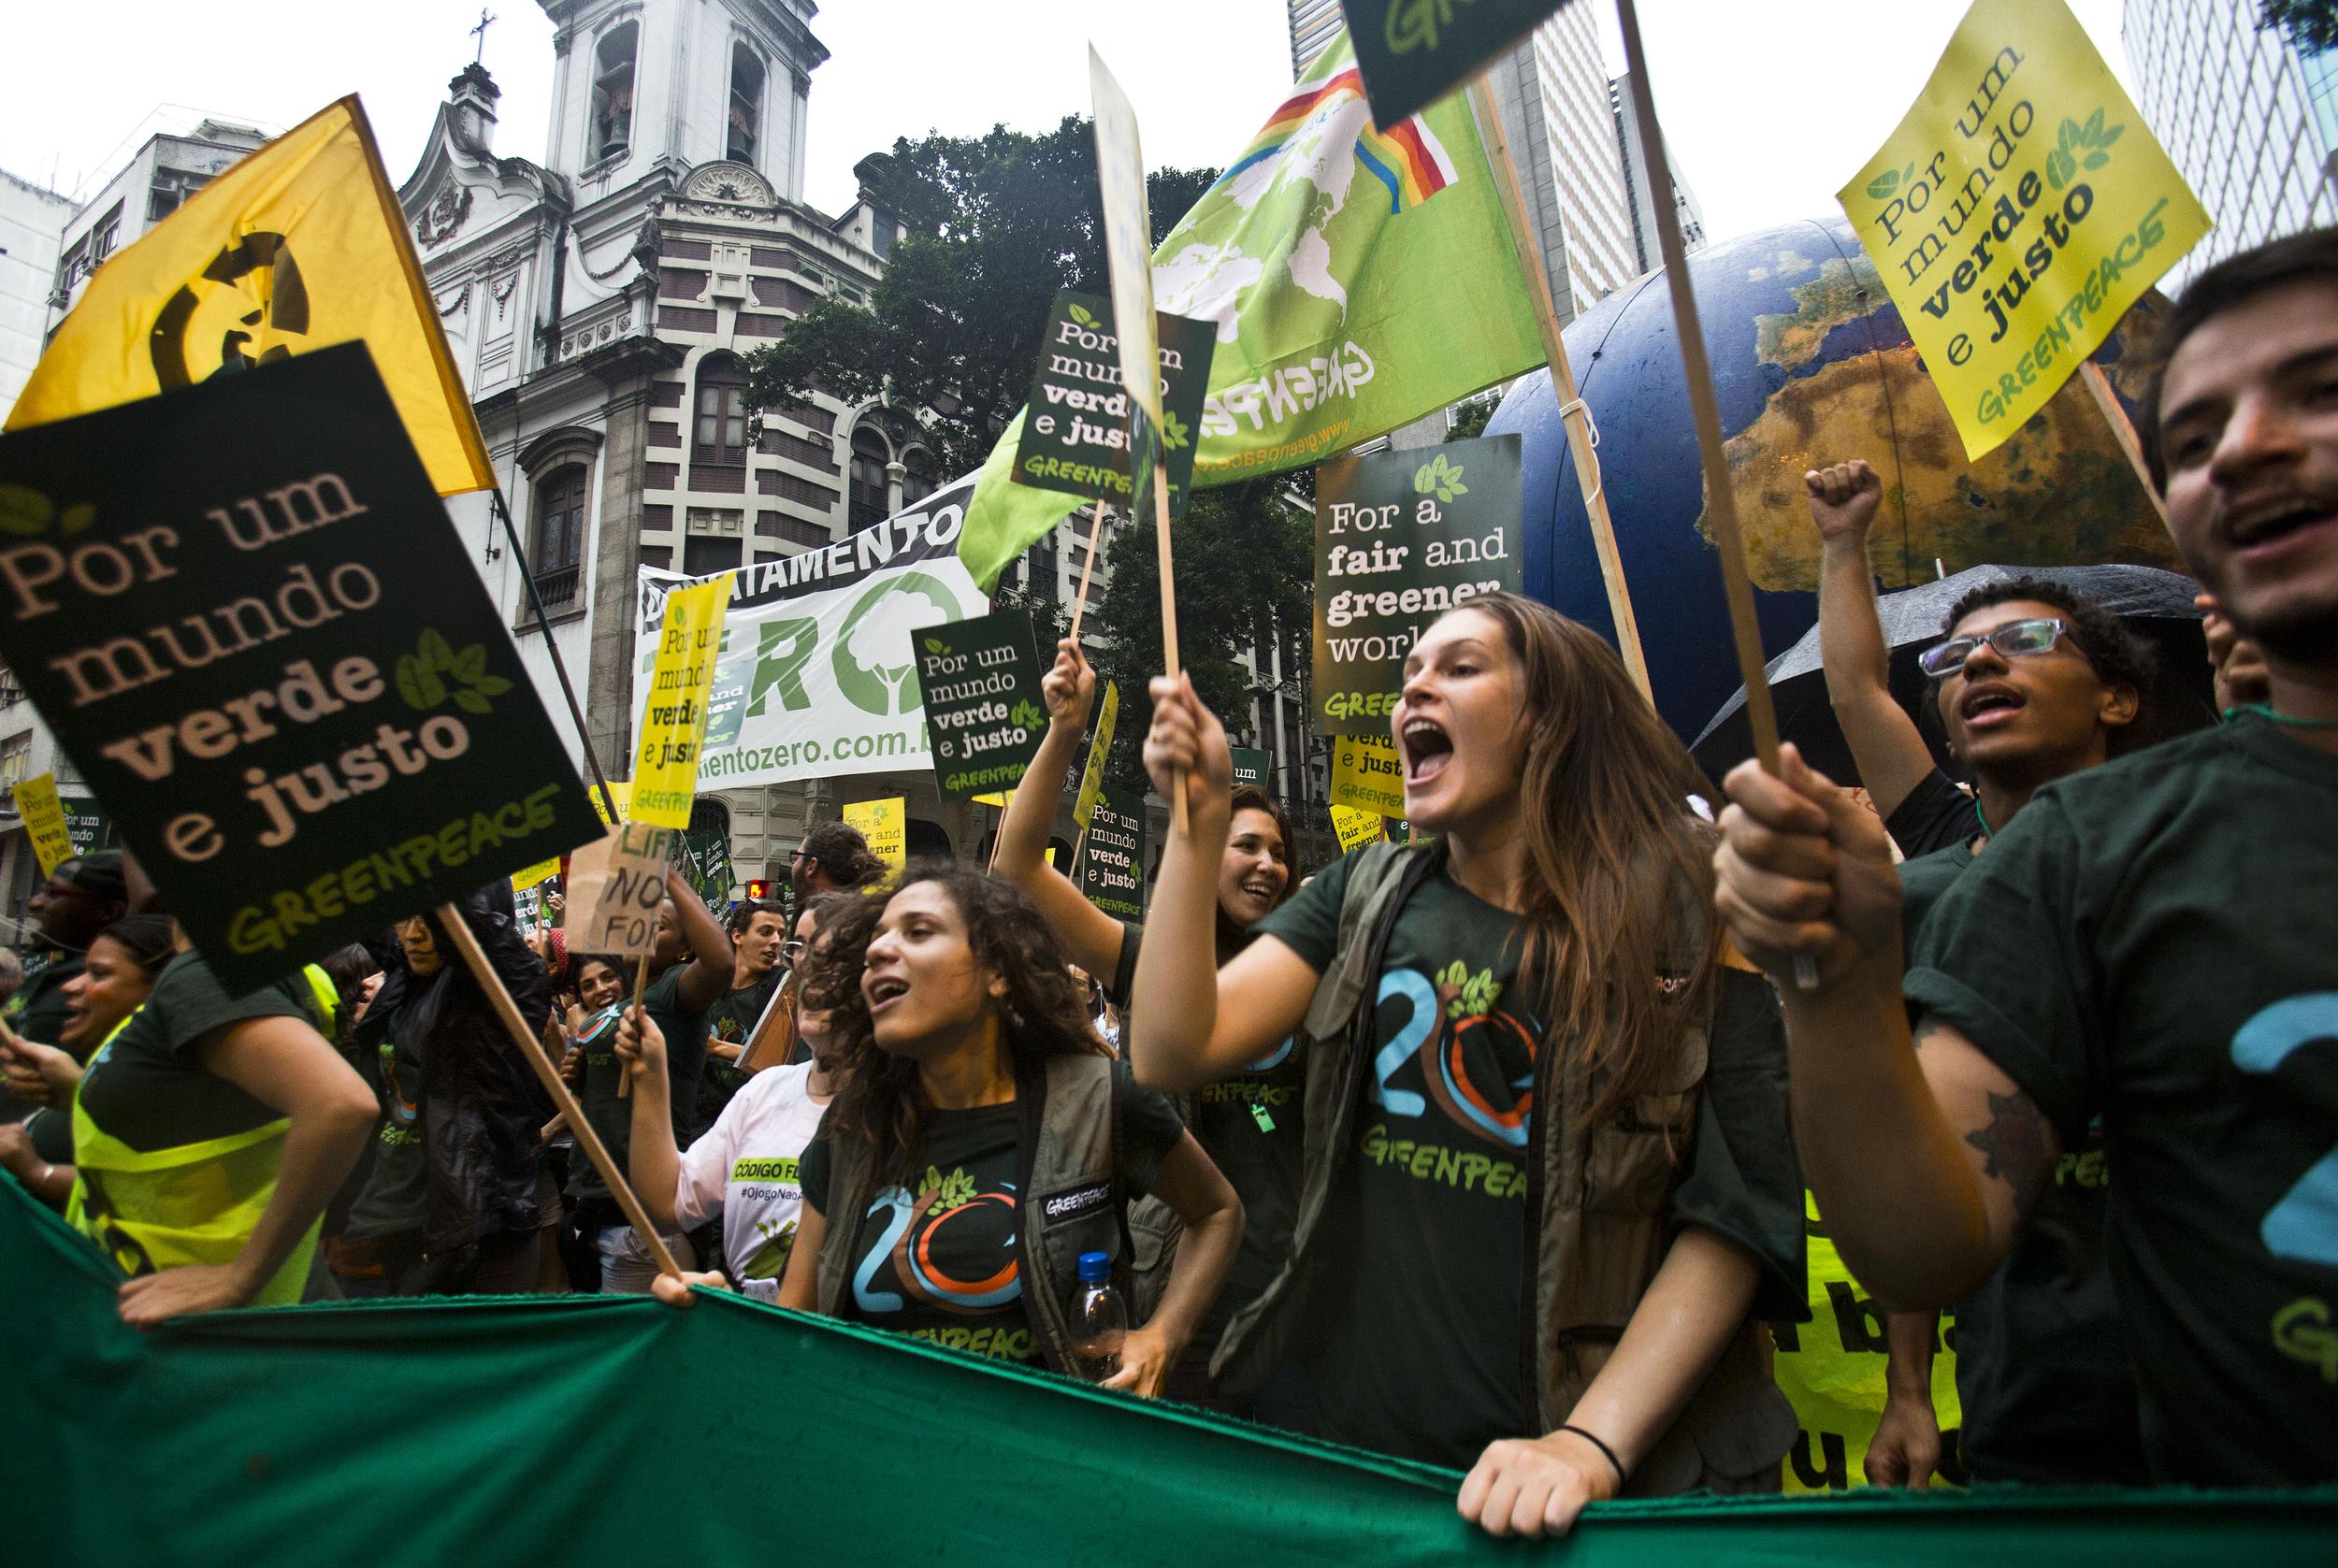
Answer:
[{"left": 1068, "top": 1250, "right": 1126, "bottom": 1382}]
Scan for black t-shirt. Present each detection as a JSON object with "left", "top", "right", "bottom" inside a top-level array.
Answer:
[
  {"left": 697, "top": 971, "right": 783, "bottom": 1129},
  {"left": 343, "top": 1002, "right": 428, "bottom": 1243},
  {"left": 1885, "top": 768, "right": 1984, "bottom": 863},
  {"left": 1905, "top": 716, "right": 2338, "bottom": 1486},
  {"left": 76, "top": 953, "right": 316, "bottom": 1155},
  {"left": 645, "top": 965, "right": 714, "bottom": 1144},
  {"left": 1112, "top": 919, "right": 1305, "bottom": 1343},
  {"left": 1257, "top": 851, "right": 1805, "bottom": 1469},
  {"left": 801, "top": 1061, "right": 1183, "bottom": 1365},
  {"left": 1901, "top": 840, "right": 2147, "bottom": 1486},
  {"left": 573, "top": 965, "right": 714, "bottom": 1203}
]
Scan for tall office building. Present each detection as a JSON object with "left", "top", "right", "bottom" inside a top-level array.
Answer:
[
  {"left": 1609, "top": 72, "right": 1705, "bottom": 276},
  {"left": 1289, "top": 0, "right": 1344, "bottom": 77},
  {"left": 2126, "top": 0, "right": 2338, "bottom": 284}
]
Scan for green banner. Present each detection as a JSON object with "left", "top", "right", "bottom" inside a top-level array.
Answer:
[
  {"left": 914, "top": 610, "right": 1048, "bottom": 801},
  {"left": 1079, "top": 784, "right": 1148, "bottom": 920},
  {"left": 1315, "top": 435, "right": 1522, "bottom": 736},
  {"left": 1016, "top": 293, "right": 1216, "bottom": 518},
  {"left": 1229, "top": 747, "right": 1271, "bottom": 790},
  {"left": 4, "top": 1185, "right": 2332, "bottom": 1567},
  {"left": 959, "top": 32, "right": 1542, "bottom": 591}
]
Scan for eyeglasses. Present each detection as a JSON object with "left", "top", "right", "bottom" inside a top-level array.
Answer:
[
  {"left": 781, "top": 939, "right": 808, "bottom": 960},
  {"left": 1917, "top": 617, "right": 2087, "bottom": 679}
]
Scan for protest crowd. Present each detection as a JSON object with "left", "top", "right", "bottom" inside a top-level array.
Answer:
[{"left": 0, "top": 2, "right": 2332, "bottom": 1555}]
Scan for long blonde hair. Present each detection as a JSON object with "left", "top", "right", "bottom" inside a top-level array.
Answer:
[{"left": 1445, "top": 594, "right": 1721, "bottom": 1126}]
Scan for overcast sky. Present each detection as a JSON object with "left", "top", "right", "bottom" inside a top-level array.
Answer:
[{"left": 5, "top": 0, "right": 2139, "bottom": 245}]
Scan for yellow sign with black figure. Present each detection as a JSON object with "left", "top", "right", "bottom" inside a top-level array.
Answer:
[
  {"left": 1838, "top": 0, "right": 2208, "bottom": 461},
  {"left": 631, "top": 577, "right": 733, "bottom": 828}
]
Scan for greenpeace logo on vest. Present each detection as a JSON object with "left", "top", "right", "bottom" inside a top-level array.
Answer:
[{"left": 1042, "top": 1182, "right": 1113, "bottom": 1221}]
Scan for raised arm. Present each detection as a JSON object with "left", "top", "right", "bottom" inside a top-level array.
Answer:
[
  {"left": 666, "top": 870, "right": 735, "bottom": 1012},
  {"left": 996, "top": 637, "right": 1129, "bottom": 981},
  {"left": 1810, "top": 461, "right": 1935, "bottom": 820},
  {"left": 118, "top": 1014, "right": 375, "bottom": 1325},
  {"left": 1125, "top": 674, "right": 1315, "bottom": 1091},
  {"left": 616, "top": 1004, "right": 684, "bottom": 1235},
  {"left": 1711, "top": 747, "right": 2054, "bottom": 1307}
]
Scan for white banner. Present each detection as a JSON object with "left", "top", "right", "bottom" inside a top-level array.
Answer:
[{"left": 634, "top": 477, "right": 988, "bottom": 789}]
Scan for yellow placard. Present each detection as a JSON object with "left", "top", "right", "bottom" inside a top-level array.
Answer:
[
  {"left": 1330, "top": 803, "right": 1387, "bottom": 855},
  {"left": 1073, "top": 682, "right": 1119, "bottom": 832},
  {"left": 1329, "top": 734, "right": 1405, "bottom": 817},
  {"left": 589, "top": 780, "right": 630, "bottom": 825},
  {"left": 510, "top": 856, "right": 560, "bottom": 894},
  {"left": 844, "top": 798, "right": 905, "bottom": 870},
  {"left": 630, "top": 577, "right": 734, "bottom": 827},
  {"left": 10, "top": 773, "right": 74, "bottom": 878},
  {"left": 1838, "top": 0, "right": 2208, "bottom": 461},
  {"left": 973, "top": 789, "right": 1011, "bottom": 808}
]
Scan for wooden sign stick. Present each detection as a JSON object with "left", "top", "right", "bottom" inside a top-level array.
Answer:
[
  {"left": 1150, "top": 458, "right": 1191, "bottom": 835},
  {"left": 2078, "top": 360, "right": 2173, "bottom": 538},
  {"left": 438, "top": 903, "right": 684, "bottom": 1280},
  {"left": 1613, "top": 0, "right": 1817, "bottom": 991},
  {"left": 1069, "top": 499, "right": 1109, "bottom": 643},
  {"left": 617, "top": 952, "right": 650, "bottom": 1099},
  {"left": 1466, "top": 74, "right": 1654, "bottom": 707}
]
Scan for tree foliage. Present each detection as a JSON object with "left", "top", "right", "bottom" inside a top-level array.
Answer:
[
  {"left": 1086, "top": 482, "right": 1315, "bottom": 793},
  {"left": 745, "top": 120, "right": 1218, "bottom": 479},
  {"left": 2262, "top": 1, "right": 2338, "bottom": 54}
]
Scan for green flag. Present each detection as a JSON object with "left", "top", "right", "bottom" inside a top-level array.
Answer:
[{"left": 960, "top": 30, "right": 1542, "bottom": 591}]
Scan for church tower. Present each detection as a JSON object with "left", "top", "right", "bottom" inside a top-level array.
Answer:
[{"left": 541, "top": 0, "right": 824, "bottom": 201}]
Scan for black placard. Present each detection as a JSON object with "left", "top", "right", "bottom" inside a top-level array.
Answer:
[
  {"left": 1079, "top": 784, "right": 1148, "bottom": 920},
  {"left": 912, "top": 608, "right": 1048, "bottom": 801},
  {"left": 1313, "top": 434, "right": 1523, "bottom": 736},
  {"left": 0, "top": 344, "right": 603, "bottom": 990},
  {"left": 1013, "top": 292, "right": 1216, "bottom": 519},
  {"left": 1340, "top": 0, "right": 1568, "bottom": 126}
]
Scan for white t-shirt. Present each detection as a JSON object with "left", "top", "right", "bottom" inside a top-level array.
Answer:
[{"left": 673, "top": 1060, "right": 830, "bottom": 1303}]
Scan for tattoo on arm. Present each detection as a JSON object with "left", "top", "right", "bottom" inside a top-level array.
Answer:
[{"left": 1962, "top": 1090, "right": 2051, "bottom": 1216}]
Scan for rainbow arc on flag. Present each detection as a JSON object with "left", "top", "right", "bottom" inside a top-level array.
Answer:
[{"left": 1215, "top": 67, "right": 1457, "bottom": 212}]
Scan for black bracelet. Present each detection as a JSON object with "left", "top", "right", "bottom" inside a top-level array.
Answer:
[{"left": 1559, "top": 1424, "right": 1627, "bottom": 1487}]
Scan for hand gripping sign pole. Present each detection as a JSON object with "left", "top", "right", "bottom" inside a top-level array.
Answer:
[
  {"left": 438, "top": 902, "right": 684, "bottom": 1281},
  {"left": 1611, "top": 0, "right": 1817, "bottom": 992},
  {"left": 1465, "top": 75, "right": 1653, "bottom": 708}
]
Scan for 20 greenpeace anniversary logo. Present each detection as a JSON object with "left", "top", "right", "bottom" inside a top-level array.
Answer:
[{"left": 833, "top": 571, "right": 955, "bottom": 716}]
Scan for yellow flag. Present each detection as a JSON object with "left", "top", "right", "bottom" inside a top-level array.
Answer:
[
  {"left": 6, "top": 97, "right": 493, "bottom": 496},
  {"left": 1838, "top": 0, "right": 2208, "bottom": 460},
  {"left": 10, "top": 773, "right": 74, "bottom": 878},
  {"left": 631, "top": 577, "right": 733, "bottom": 827}
]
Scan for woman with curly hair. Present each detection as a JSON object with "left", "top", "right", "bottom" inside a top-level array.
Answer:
[{"left": 647, "top": 864, "right": 1242, "bottom": 1394}]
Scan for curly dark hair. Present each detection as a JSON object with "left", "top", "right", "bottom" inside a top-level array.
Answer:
[
  {"left": 800, "top": 861, "right": 1105, "bottom": 1186},
  {"left": 729, "top": 898, "right": 789, "bottom": 938},
  {"left": 801, "top": 821, "right": 888, "bottom": 891},
  {"left": 569, "top": 951, "right": 628, "bottom": 997},
  {"left": 1935, "top": 576, "right": 2160, "bottom": 756}
]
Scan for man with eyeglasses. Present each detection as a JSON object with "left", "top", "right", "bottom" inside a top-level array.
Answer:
[{"left": 1717, "top": 229, "right": 2338, "bottom": 1488}]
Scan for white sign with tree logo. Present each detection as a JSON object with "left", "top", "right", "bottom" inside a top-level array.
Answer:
[{"left": 631, "top": 476, "right": 989, "bottom": 787}]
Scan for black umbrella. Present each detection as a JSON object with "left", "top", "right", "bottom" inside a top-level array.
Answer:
[{"left": 1689, "top": 564, "right": 2219, "bottom": 786}]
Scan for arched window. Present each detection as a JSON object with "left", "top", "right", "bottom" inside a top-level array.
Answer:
[
  {"left": 728, "top": 46, "right": 766, "bottom": 167},
  {"left": 531, "top": 466, "right": 589, "bottom": 609},
  {"left": 694, "top": 355, "right": 749, "bottom": 467},
  {"left": 591, "top": 23, "right": 638, "bottom": 163},
  {"left": 901, "top": 446, "right": 937, "bottom": 506},
  {"left": 849, "top": 425, "right": 890, "bottom": 532}
]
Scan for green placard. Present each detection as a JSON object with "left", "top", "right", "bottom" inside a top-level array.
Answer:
[
  {"left": 913, "top": 609, "right": 1048, "bottom": 801},
  {"left": 1079, "top": 784, "right": 1149, "bottom": 920},
  {"left": 57, "top": 795, "right": 109, "bottom": 856},
  {"left": 1013, "top": 291, "right": 1216, "bottom": 520},
  {"left": 0, "top": 344, "right": 603, "bottom": 991},
  {"left": 1314, "top": 434, "right": 1523, "bottom": 737},
  {"left": 1229, "top": 747, "right": 1271, "bottom": 790},
  {"left": 1340, "top": 0, "right": 1566, "bottom": 126}
]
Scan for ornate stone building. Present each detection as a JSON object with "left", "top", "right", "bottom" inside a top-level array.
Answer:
[{"left": 398, "top": 0, "right": 968, "bottom": 886}]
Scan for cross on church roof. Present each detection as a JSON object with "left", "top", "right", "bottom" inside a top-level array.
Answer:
[{"left": 470, "top": 7, "right": 496, "bottom": 65}]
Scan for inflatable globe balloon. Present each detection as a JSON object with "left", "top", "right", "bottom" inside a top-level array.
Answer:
[{"left": 1487, "top": 215, "right": 2184, "bottom": 755}]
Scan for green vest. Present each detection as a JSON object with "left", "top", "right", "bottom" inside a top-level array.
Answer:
[{"left": 65, "top": 965, "right": 339, "bottom": 1306}]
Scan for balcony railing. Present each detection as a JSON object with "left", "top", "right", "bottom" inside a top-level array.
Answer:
[{"left": 532, "top": 563, "right": 582, "bottom": 612}]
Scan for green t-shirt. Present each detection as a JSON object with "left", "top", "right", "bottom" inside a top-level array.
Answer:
[
  {"left": 800, "top": 1061, "right": 1183, "bottom": 1366},
  {"left": 1905, "top": 716, "right": 2338, "bottom": 1486},
  {"left": 343, "top": 1004, "right": 428, "bottom": 1244},
  {"left": 1901, "top": 838, "right": 2146, "bottom": 1486},
  {"left": 75, "top": 953, "right": 315, "bottom": 1155},
  {"left": 1256, "top": 851, "right": 1806, "bottom": 1469},
  {"left": 571, "top": 966, "right": 712, "bottom": 1203}
]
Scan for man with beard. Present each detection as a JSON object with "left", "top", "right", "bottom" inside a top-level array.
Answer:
[{"left": 1713, "top": 227, "right": 2338, "bottom": 1486}]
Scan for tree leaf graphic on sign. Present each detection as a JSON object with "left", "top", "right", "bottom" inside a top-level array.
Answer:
[{"left": 1413, "top": 452, "right": 1468, "bottom": 504}]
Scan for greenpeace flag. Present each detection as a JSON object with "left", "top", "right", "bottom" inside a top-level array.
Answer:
[
  {"left": 959, "top": 30, "right": 1542, "bottom": 590},
  {"left": 7, "top": 98, "right": 493, "bottom": 498}
]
